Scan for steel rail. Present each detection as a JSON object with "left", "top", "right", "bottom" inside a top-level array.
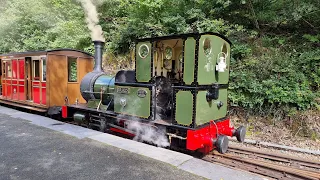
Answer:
[
  {"left": 203, "top": 146, "right": 320, "bottom": 180},
  {"left": 229, "top": 138, "right": 320, "bottom": 155},
  {"left": 228, "top": 144, "right": 320, "bottom": 170},
  {"left": 204, "top": 154, "right": 313, "bottom": 180}
]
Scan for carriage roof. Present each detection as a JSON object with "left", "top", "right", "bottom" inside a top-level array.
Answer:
[{"left": 0, "top": 49, "right": 93, "bottom": 58}]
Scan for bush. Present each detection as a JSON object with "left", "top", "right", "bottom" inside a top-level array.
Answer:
[{"left": 229, "top": 46, "right": 320, "bottom": 116}]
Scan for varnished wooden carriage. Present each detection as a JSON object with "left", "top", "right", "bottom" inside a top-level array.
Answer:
[{"left": 0, "top": 49, "right": 94, "bottom": 113}]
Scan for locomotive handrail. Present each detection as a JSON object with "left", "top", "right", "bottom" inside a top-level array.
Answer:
[
  {"left": 172, "top": 84, "right": 229, "bottom": 90},
  {"left": 115, "top": 82, "right": 154, "bottom": 87},
  {"left": 81, "top": 91, "right": 113, "bottom": 95}
]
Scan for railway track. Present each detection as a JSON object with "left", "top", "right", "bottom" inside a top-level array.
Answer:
[{"left": 203, "top": 145, "right": 320, "bottom": 180}]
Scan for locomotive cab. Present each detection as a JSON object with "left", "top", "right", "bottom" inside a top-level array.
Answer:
[
  {"left": 112, "top": 32, "right": 246, "bottom": 153},
  {"left": 114, "top": 33, "right": 231, "bottom": 123}
]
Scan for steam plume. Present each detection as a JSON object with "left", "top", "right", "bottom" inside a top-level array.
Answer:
[
  {"left": 79, "top": 0, "right": 105, "bottom": 42},
  {"left": 116, "top": 96, "right": 170, "bottom": 148},
  {"left": 127, "top": 121, "right": 170, "bottom": 148}
]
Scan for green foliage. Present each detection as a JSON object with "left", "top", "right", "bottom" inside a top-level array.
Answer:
[
  {"left": 229, "top": 48, "right": 319, "bottom": 115},
  {"left": 0, "top": 0, "right": 91, "bottom": 52},
  {"left": 303, "top": 34, "right": 320, "bottom": 43},
  {"left": 0, "top": 0, "right": 319, "bottom": 117}
]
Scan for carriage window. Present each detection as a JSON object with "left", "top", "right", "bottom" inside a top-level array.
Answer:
[
  {"left": 2, "top": 62, "right": 5, "bottom": 74},
  {"left": 33, "top": 60, "right": 40, "bottom": 80},
  {"left": 42, "top": 58, "right": 47, "bottom": 81},
  {"left": 7, "top": 61, "right": 12, "bottom": 78},
  {"left": 68, "top": 57, "right": 77, "bottom": 82}
]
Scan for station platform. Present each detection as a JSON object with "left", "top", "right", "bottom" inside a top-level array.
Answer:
[{"left": 0, "top": 106, "right": 267, "bottom": 180}]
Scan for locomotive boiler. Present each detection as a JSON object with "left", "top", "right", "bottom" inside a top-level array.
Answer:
[{"left": 62, "top": 32, "right": 246, "bottom": 154}]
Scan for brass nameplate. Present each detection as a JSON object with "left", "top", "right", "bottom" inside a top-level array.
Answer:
[{"left": 117, "top": 87, "right": 130, "bottom": 94}]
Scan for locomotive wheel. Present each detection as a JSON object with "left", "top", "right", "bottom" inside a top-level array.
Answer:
[
  {"left": 215, "top": 135, "right": 229, "bottom": 154},
  {"left": 235, "top": 126, "right": 246, "bottom": 143}
]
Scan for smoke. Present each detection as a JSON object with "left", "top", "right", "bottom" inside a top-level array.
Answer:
[
  {"left": 126, "top": 121, "right": 170, "bottom": 148},
  {"left": 78, "top": 0, "right": 105, "bottom": 42},
  {"left": 116, "top": 96, "right": 170, "bottom": 148}
]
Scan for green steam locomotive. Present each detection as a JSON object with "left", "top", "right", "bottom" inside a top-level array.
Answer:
[{"left": 62, "top": 32, "right": 246, "bottom": 154}]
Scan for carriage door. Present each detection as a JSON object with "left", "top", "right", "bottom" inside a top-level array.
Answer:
[
  {"left": 1, "top": 61, "right": 7, "bottom": 97},
  {"left": 25, "top": 57, "right": 32, "bottom": 101},
  {"left": 31, "top": 58, "right": 43, "bottom": 104},
  {"left": 0, "top": 59, "right": 2, "bottom": 96},
  {"left": 0, "top": 60, "right": 4, "bottom": 96}
]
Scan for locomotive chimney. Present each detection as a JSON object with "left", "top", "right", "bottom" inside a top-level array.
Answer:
[{"left": 93, "top": 41, "right": 105, "bottom": 72}]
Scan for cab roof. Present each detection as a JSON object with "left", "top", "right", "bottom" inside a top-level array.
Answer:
[{"left": 135, "top": 32, "right": 232, "bottom": 45}]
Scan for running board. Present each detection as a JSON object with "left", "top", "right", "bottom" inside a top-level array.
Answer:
[{"left": 0, "top": 99, "right": 47, "bottom": 112}]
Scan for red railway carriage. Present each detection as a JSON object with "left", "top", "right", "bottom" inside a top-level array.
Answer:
[{"left": 0, "top": 49, "right": 94, "bottom": 115}]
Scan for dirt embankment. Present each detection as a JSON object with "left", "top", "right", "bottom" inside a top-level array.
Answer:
[{"left": 230, "top": 109, "right": 320, "bottom": 151}]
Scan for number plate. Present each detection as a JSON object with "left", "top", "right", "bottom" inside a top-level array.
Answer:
[{"left": 117, "top": 87, "right": 130, "bottom": 94}]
